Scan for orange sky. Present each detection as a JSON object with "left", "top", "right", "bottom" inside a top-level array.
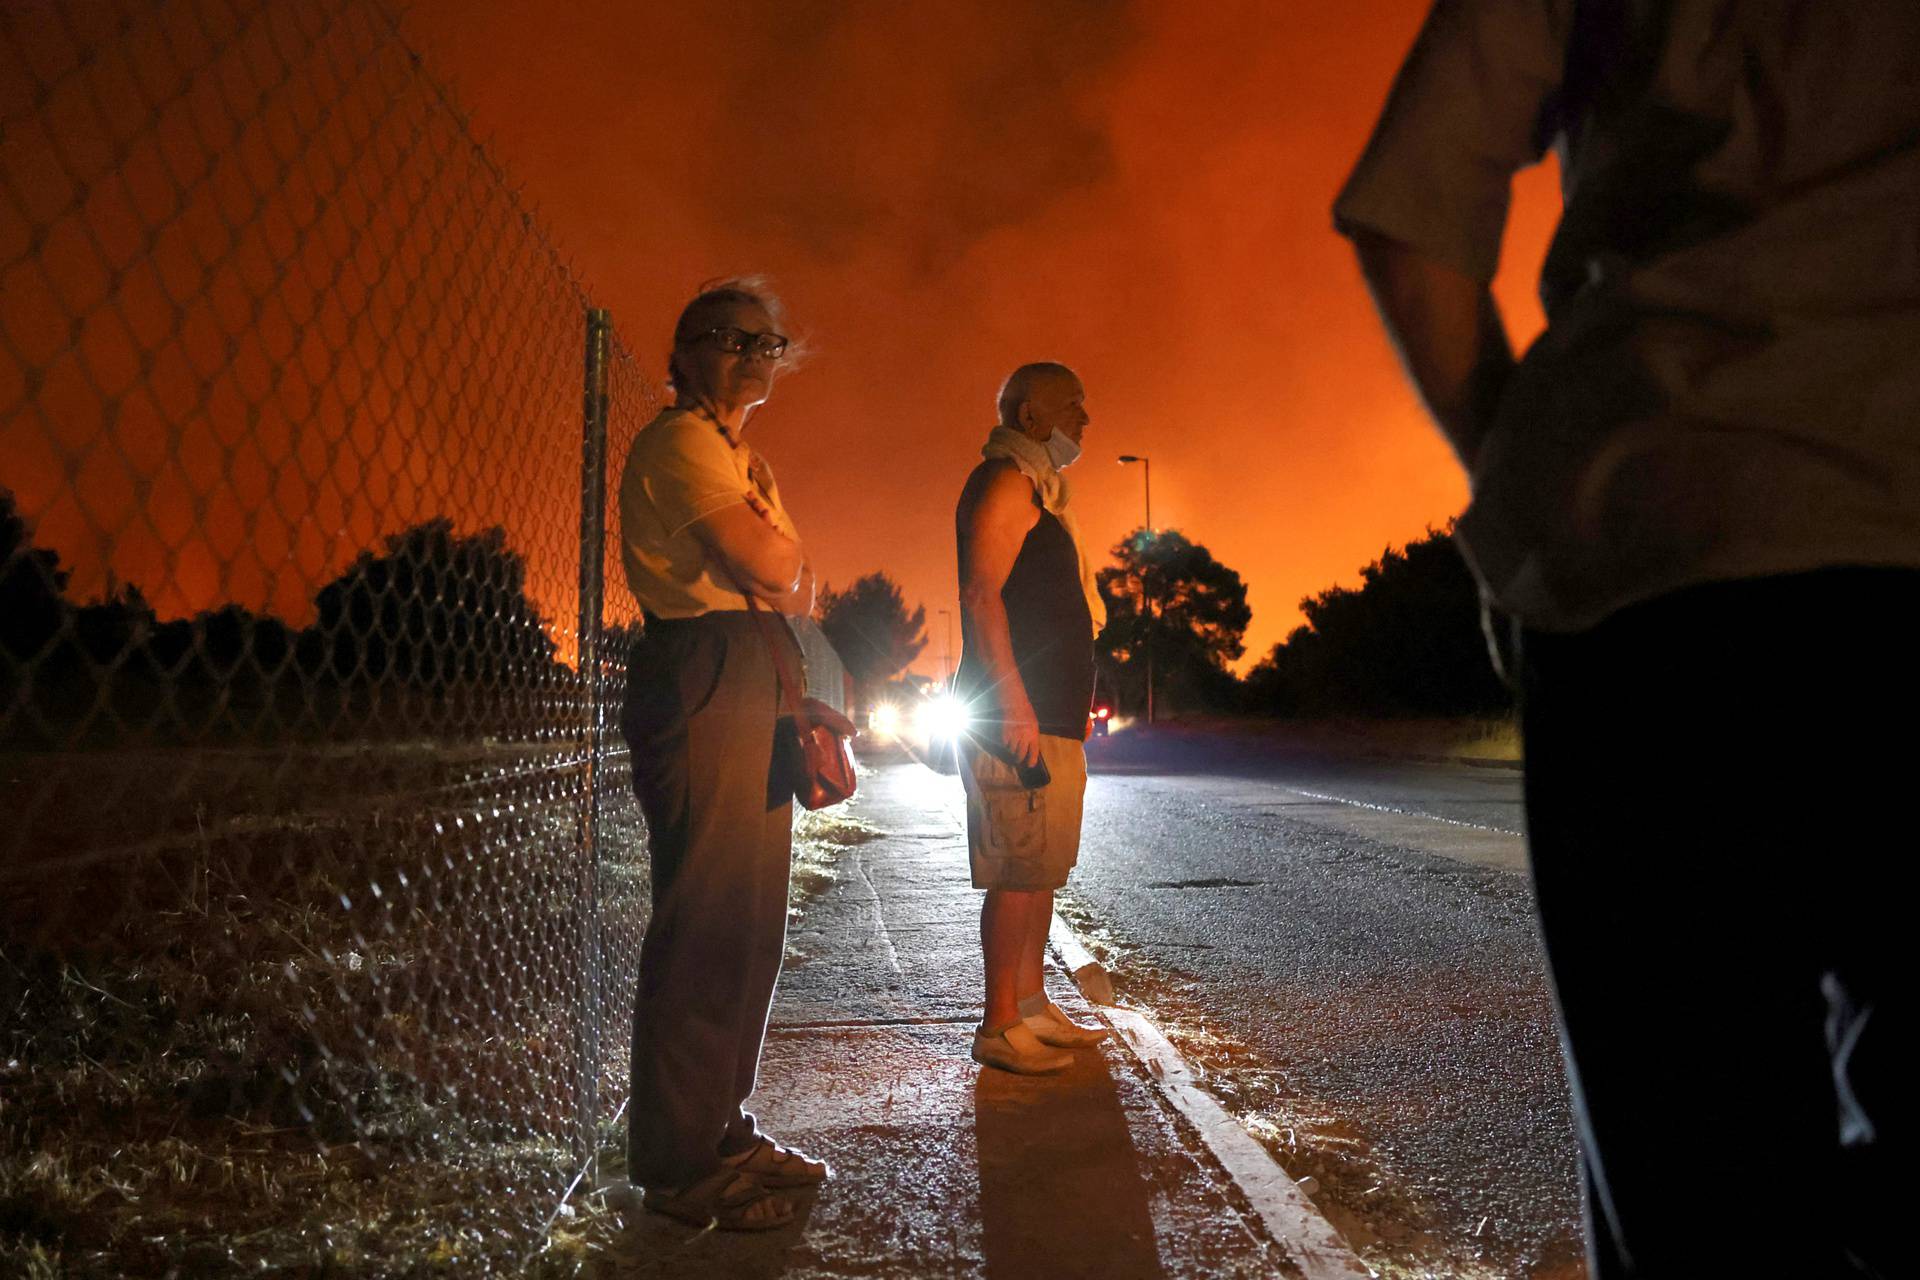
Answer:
[{"left": 399, "top": 0, "right": 1562, "bottom": 673}]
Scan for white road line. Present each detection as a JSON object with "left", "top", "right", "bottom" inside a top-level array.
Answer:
[
  {"left": 1284, "top": 787, "right": 1518, "bottom": 836},
  {"left": 1050, "top": 916, "right": 1376, "bottom": 1280}
]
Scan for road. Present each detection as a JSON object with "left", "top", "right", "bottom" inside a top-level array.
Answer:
[{"left": 1060, "top": 727, "right": 1584, "bottom": 1280}]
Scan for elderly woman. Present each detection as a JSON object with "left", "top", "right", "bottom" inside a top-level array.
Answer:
[{"left": 616, "top": 280, "right": 826, "bottom": 1230}]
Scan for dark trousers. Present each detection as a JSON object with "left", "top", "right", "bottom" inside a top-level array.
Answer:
[
  {"left": 621, "top": 612, "right": 795, "bottom": 1189},
  {"left": 1520, "top": 569, "right": 1911, "bottom": 1279}
]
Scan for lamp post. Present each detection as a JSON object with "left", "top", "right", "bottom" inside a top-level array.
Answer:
[
  {"left": 936, "top": 608, "right": 954, "bottom": 684},
  {"left": 1117, "top": 454, "right": 1151, "bottom": 532},
  {"left": 1118, "top": 454, "right": 1154, "bottom": 725}
]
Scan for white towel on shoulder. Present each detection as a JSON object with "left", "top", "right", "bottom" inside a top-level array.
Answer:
[{"left": 980, "top": 425, "right": 1107, "bottom": 636}]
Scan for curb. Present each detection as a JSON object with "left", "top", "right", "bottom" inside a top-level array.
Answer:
[{"left": 1048, "top": 915, "right": 1375, "bottom": 1280}]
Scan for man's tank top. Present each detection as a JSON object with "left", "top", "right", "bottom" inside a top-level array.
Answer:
[{"left": 957, "top": 478, "right": 1095, "bottom": 738}]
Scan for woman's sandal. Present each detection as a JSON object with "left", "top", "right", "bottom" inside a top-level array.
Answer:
[
  {"left": 719, "top": 1135, "right": 831, "bottom": 1189},
  {"left": 643, "top": 1168, "right": 796, "bottom": 1232}
]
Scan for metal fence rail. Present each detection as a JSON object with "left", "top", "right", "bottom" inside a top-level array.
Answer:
[{"left": 0, "top": 2, "right": 845, "bottom": 1274}]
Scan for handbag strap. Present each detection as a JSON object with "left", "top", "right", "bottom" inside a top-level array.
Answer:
[{"left": 710, "top": 559, "right": 813, "bottom": 731}]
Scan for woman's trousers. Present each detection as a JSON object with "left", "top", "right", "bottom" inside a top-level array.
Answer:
[{"left": 621, "top": 611, "right": 795, "bottom": 1189}]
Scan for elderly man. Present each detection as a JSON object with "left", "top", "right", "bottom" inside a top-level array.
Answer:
[
  {"left": 952, "top": 362, "right": 1112, "bottom": 1074},
  {"left": 1337, "top": 5, "right": 1918, "bottom": 1276}
]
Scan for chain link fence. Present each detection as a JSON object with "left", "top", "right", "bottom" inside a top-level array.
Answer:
[{"left": 0, "top": 1, "right": 844, "bottom": 1274}]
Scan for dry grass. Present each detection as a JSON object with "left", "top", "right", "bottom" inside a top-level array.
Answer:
[
  {"left": 0, "top": 744, "right": 651, "bottom": 1278},
  {"left": 0, "top": 749, "right": 878, "bottom": 1278},
  {"left": 1321, "top": 714, "right": 1520, "bottom": 764},
  {"left": 789, "top": 808, "right": 884, "bottom": 913}
]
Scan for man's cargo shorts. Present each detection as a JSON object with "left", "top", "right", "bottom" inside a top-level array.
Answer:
[{"left": 958, "top": 733, "right": 1087, "bottom": 892}]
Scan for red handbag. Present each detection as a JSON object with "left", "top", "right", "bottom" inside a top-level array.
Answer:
[{"left": 741, "top": 593, "right": 858, "bottom": 810}]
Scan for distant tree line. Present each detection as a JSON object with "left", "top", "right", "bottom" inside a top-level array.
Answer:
[
  {"left": 1244, "top": 525, "right": 1510, "bottom": 718},
  {"left": 1, "top": 488, "right": 567, "bottom": 747},
  {"left": 811, "top": 524, "right": 1506, "bottom": 724},
  {"left": 6, "top": 480, "right": 1510, "bottom": 748}
]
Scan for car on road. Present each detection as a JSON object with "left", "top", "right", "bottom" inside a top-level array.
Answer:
[{"left": 864, "top": 681, "right": 968, "bottom": 773}]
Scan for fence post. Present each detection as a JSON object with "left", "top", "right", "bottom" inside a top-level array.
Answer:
[{"left": 574, "top": 307, "right": 612, "bottom": 1174}]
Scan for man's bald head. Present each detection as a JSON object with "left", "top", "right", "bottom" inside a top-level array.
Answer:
[
  {"left": 995, "top": 361, "right": 1089, "bottom": 456},
  {"left": 996, "top": 362, "right": 1079, "bottom": 433}
]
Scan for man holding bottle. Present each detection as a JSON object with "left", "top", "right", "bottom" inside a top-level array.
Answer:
[{"left": 953, "top": 362, "right": 1112, "bottom": 1075}]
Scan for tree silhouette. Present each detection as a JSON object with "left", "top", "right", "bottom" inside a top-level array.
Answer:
[
  {"left": 311, "top": 518, "right": 557, "bottom": 689},
  {"left": 1244, "top": 525, "right": 1509, "bottom": 717},
  {"left": 4, "top": 500, "right": 568, "bottom": 743},
  {"left": 1, "top": 488, "right": 70, "bottom": 663},
  {"left": 1096, "top": 529, "right": 1251, "bottom": 715},
  {"left": 816, "top": 572, "right": 927, "bottom": 705}
]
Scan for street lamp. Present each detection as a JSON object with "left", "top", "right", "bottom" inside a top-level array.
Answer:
[
  {"left": 1117, "top": 454, "right": 1151, "bottom": 532},
  {"left": 936, "top": 608, "right": 954, "bottom": 684},
  {"left": 1117, "top": 454, "right": 1155, "bottom": 725}
]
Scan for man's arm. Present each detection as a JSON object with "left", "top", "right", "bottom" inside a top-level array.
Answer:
[
  {"left": 1331, "top": 0, "right": 1565, "bottom": 470},
  {"left": 690, "top": 500, "right": 804, "bottom": 600},
  {"left": 959, "top": 466, "right": 1043, "bottom": 766},
  {"left": 1350, "top": 221, "right": 1517, "bottom": 475}
]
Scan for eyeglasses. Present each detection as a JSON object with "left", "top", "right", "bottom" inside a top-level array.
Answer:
[{"left": 698, "top": 326, "right": 789, "bottom": 360}]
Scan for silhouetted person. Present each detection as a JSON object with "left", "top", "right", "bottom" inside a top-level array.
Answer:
[
  {"left": 954, "top": 363, "right": 1112, "bottom": 1075},
  {"left": 617, "top": 279, "right": 827, "bottom": 1230},
  {"left": 1337, "top": 5, "right": 1917, "bottom": 1276}
]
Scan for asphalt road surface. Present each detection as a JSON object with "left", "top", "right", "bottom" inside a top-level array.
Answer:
[{"left": 1065, "top": 727, "right": 1585, "bottom": 1280}]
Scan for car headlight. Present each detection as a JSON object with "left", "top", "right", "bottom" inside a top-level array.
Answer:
[
  {"left": 913, "top": 693, "right": 972, "bottom": 741},
  {"left": 869, "top": 701, "right": 901, "bottom": 739}
]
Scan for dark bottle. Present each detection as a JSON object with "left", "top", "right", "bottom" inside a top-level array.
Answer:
[{"left": 970, "top": 732, "right": 1051, "bottom": 790}]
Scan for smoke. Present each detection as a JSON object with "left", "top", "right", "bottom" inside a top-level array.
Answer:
[
  {"left": 670, "top": 1, "right": 1139, "bottom": 276},
  {"left": 404, "top": 0, "right": 1561, "bottom": 670}
]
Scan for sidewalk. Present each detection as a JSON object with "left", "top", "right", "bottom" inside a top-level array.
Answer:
[{"left": 594, "top": 760, "right": 1360, "bottom": 1279}]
